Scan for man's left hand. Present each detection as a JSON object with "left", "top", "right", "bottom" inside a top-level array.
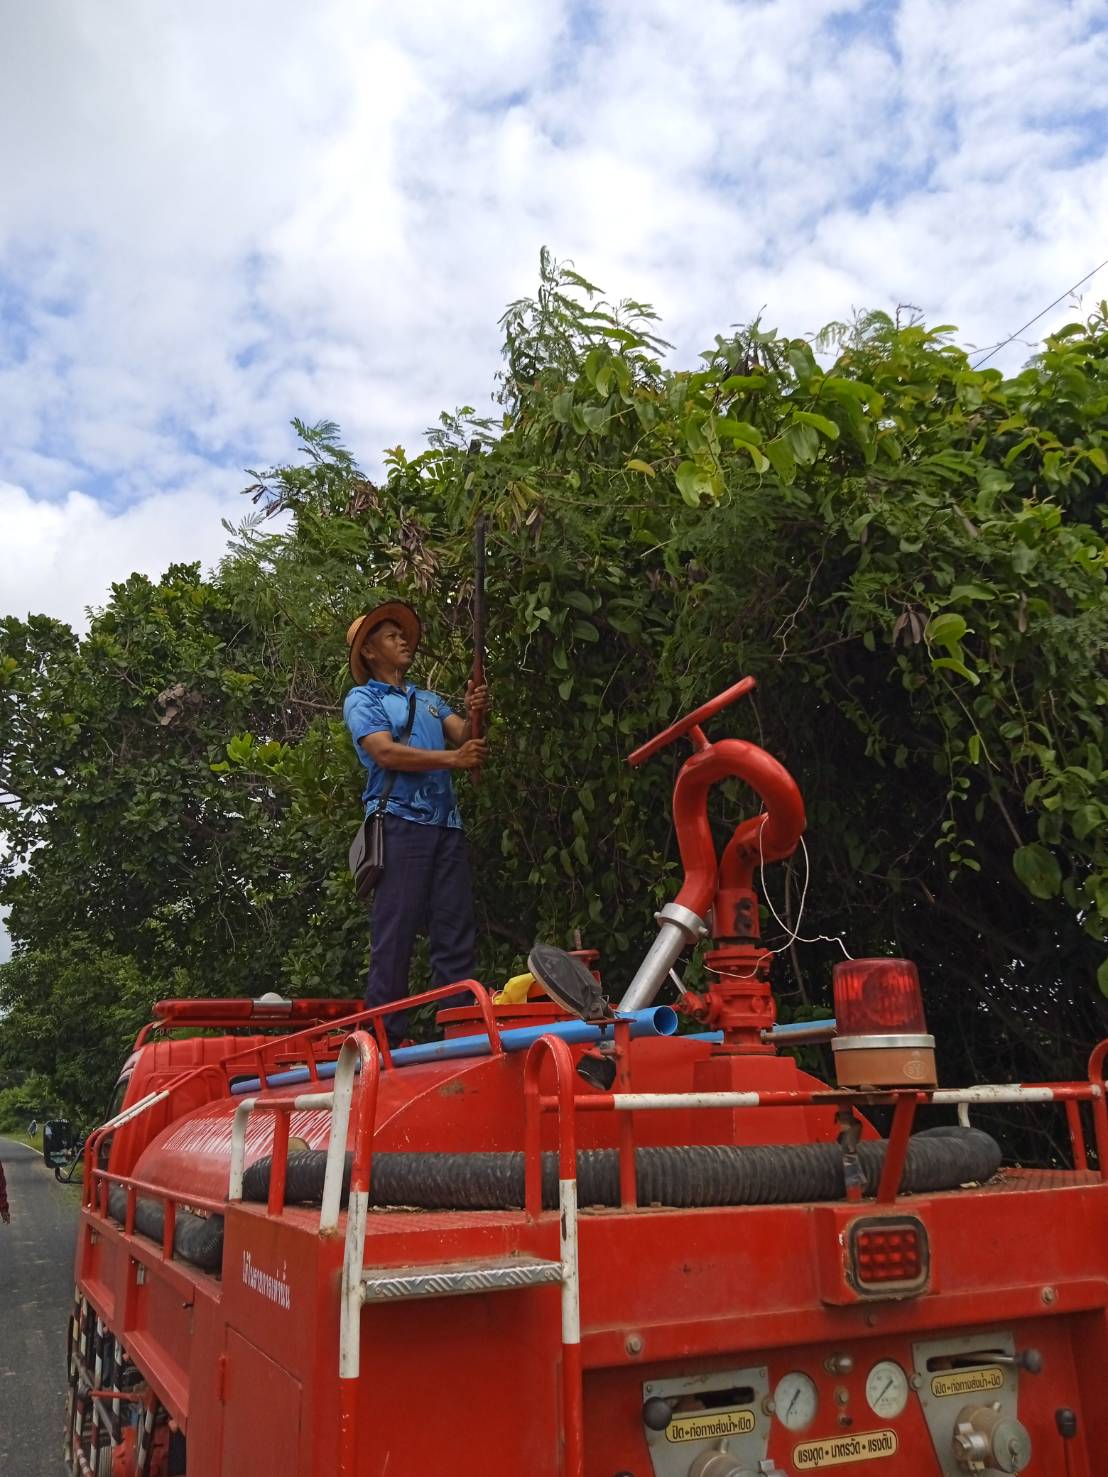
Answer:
[{"left": 464, "top": 680, "right": 489, "bottom": 718}]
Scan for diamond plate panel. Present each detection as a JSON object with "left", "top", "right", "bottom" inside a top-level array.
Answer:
[{"left": 361, "top": 1255, "right": 563, "bottom": 1302}]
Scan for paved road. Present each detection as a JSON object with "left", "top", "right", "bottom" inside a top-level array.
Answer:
[{"left": 0, "top": 1138, "right": 76, "bottom": 1476}]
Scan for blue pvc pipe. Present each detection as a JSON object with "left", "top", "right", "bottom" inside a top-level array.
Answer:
[{"left": 229, "top": 1005, "right": 680, "bottom": 1097}]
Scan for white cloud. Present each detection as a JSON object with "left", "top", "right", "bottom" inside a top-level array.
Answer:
[
  {"left": 0, "top": 479, "right": 248, "bottom": 631},
  {"left": 2, "top": 0, "right": 1105, "bottom": 976},
  {"left": 0, "top": 0, "right": 1105, "bottom": 631}
]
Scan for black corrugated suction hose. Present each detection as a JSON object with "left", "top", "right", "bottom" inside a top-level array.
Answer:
[
  {"left": 242, "top": 1125, "right": 1001, "bottom": 1212},
  {"left": 105, "top": 1129, "right": 1000, "bottom": 1272},
  {"left": 106, "top": 1187, "right": 224, "bottom": 1271}
]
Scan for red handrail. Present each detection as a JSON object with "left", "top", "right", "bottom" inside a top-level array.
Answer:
[
  {"left": 523, "top": 1035, "right": 584, "bottom": 1477},
  {"left": 215, "top": 979, "right": 503, "bottom": 1090},
  {"left": 1087, "top": 1039, "right": 1108, "bottom": 1170},
  {"left": 335, "top": 1032, "right": 383, "bottom": 1477}
]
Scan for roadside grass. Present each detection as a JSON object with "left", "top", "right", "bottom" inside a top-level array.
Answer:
[
  {"left": 1, "top": 1130, "right": 85, "bottom": 1199},
  {"left": 1, "top": 1128, "right": 44, "bottom": 1151}
]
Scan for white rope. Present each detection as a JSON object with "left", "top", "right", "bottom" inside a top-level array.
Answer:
[
  {"left": 701, "top": 818, "right": 853, "bottom": 979},
  {"left": 760, "top": 826, "right": 853, "bottom": 960}
]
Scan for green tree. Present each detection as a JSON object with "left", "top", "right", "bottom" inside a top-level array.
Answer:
[
  {"left": 0, "top": 561, "right": 367, "bottom": 1116},
  {"left": 0, "top": 944, "right": 157, "bottom": 1122},
  {"left": 2, "top": 254, "right": 1106, "bottom": 1128}
]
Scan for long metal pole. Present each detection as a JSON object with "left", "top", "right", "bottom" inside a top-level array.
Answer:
[
  {"left": 468, "top": 441, "right": 487, "bottom": 784},
  {"left": 471, "top": 508, "right": 486, "bottom": 742}
]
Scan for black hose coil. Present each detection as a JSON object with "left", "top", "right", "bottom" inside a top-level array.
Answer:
[
  {"left": 106, "top": 1187, "right": 224, "bottom": 1271},
  {"left": 104, "top": 1128, "right": 1000, "bottom": 1273},
  {"left": 242, "top": 1126, "right": 1001, "bottom": 1212}
]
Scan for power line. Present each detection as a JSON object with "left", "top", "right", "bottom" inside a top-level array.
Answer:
[{"left": 972, "top": 255, "right": 1108, "bottom": 368}]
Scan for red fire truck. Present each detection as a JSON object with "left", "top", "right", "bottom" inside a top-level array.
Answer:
[{"left": 61, "top": 679, "right": 1104, "bottom": 1475}]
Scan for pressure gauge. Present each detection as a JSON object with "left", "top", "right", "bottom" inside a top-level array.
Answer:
[
  {"left": 865, "top": 1360, "right": 909, "bottom": 1419},
  {"left": 773, "top": 1371, "right": 819, "bottom": 1431}
]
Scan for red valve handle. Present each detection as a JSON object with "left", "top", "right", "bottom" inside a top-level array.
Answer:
[{"left": 627, "top": 677, "right": 756, "bottom": 767}]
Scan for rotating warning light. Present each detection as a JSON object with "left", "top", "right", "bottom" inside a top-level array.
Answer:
[
  {"left": 849, "top": 1216, "right": 929, "bottom": 1295},
  {"left": 833, "top": 958, "right": 927, "bottom": 1036},
  {"left": 831, "top": 958, "right": 936, "bottom": 1088}
]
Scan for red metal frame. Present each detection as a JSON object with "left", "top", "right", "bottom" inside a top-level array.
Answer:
[
  {"left": 523, "top": 1033, "right": 584, "bottom": 1477},
  {"left": 527, "top": 1077, "right": 1107, "bottom": 1208},
  {"left": 334, "top": 1031, "right": 382, "bottom": 1477},
  {"left": 66, "top": 682, "right": 1108, "bottom": 1477},
  {"left": 72, "top": 1001, "right": 1108, "bottom": 1475}
]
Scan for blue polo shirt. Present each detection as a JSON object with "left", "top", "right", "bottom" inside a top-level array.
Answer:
[{"left": 342, "top": 681, "right": 463, "bottom": 829}]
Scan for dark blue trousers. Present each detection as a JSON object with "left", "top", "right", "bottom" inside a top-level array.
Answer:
[{"left": 364, "top": 814, "right": 476, "bottom": 1044}]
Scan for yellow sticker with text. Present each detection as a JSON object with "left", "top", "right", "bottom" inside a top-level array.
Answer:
[
  {"left": 793, "top": 1429, "right": 898, "bottom": 1468},
  {"left": 930, "top": 1367, "right": 1004, "bottom": 1399},
  {"left": 665, "top": 1408, "right": 756, "bottom": 1443}
]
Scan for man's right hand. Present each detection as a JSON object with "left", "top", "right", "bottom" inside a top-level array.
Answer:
[{"left": 450, "top": 739, "right": 488, "bottom": 770}]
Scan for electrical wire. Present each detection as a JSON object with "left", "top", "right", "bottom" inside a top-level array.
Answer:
[
  {"left": 758, "top": 823, "right": 854, "bottom": 960},
  {"left": 972, "top": 256, "right": 1108, "bottom": 369},
  {"left": 701, "top": 819, "right": 853, "bottom": 980}
]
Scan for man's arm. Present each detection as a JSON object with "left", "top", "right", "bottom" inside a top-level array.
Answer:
[
  {"left": 360, "top": 732, "right": 486, "bottom": 771},
  {"left": 443, "top": 680, "right": 489, "bottom": 747}
]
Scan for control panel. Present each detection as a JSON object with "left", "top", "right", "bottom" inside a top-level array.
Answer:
[
  {"left": 641, "top": 1366, "right": 780, "bottom": 1477},
  {"left": 629, "top": 1323, "right": 1083, "bottom": 1476},
  {"left": 912, "top": 1333, "right": 1032, "bottom": 1474}
]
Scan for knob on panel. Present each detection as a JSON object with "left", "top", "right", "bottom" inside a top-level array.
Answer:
[
  {"left": 685, "top": 1450, "right": 786, "bottom": 1477},
  {"left": 952, "top": 1403, "right": 1032, "bottom": 1474},
  {"left": 686, "top": 1453, "right": 757, "bottom": 1477},
  {"left": 641, "top": 1396, "right": 673, "bottom": 1431}
]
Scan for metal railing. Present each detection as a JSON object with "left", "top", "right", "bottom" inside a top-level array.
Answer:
[
  {"left": 78, "top": 982, "right": 499, "bottom": 1269},
  {"left": 526, "top": 1064, "right": 1108, "bottom": 1209},
  {"left": 79, "top": 1002, "right": 1108, "bottom": 1477},
  {"left": 515, "top": 1036, "right": 1108, "bottom": 1476},
  {"left": 82, "top": 1062, "right": 230, "bottom": 1266},
  {"left": 215, "top": 979, "right": 503, "bottom": 1096},
  {"left": 82, "top": 979, "right": 502, "bottom": 1221}
]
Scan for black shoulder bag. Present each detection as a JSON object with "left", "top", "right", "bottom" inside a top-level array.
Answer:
[{"left": 348, "top": 690, "right": 418, "bottom": 903}]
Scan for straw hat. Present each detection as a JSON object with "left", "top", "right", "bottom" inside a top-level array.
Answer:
[{"left": 345, "top": 601, "right": 422, "bottom": 684}]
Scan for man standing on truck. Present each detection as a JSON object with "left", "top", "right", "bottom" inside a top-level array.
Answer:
[{"left": 343, "top": 600, "right": 488, "bottom": 1045}]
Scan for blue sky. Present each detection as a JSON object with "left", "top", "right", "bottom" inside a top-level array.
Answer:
[
  {"left": 1, "top": 0, "right": 1107, "bottom": 963},
  {"left": 2, "top": 0, "right": 1106, "bottom": 639}
]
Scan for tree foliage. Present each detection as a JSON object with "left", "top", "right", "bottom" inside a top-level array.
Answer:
[{"left": 2, "top": 251, "right": 1106, "bottom": 1132}]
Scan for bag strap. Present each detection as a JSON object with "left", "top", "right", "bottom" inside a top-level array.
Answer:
[{"left": 372, "top": 689, "right": 418, "bottom": 816}]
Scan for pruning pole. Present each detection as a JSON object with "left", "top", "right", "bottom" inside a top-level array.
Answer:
[{"left": 466, "top": 440, "right": 486, "bottom": 783}]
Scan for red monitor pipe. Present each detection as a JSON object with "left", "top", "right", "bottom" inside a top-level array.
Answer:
[
  {"left": 618, "top": 678, "right": 805, "bottom": 1013},
  {"left": 673, "top": 738, "right": 805, "bottom": 924}
]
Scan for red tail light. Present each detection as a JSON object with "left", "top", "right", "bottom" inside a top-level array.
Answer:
[
  {"left": 849, "top": 1216, "right": 929, "bottom": 1294},
  {"left": 833, "top": 958, "right": 927, "bottom": 1036}
]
